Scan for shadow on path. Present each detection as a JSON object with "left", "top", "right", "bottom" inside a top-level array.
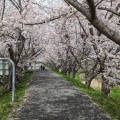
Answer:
[{"left": 12, "top": 70, "right": 110, "bottom": 120}]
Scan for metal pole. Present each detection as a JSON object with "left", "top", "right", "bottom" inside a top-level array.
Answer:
[{"left": 0, "top": 58, "right": 15, "bottom": 103}]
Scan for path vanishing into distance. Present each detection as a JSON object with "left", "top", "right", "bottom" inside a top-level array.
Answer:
[{"left": 12, "top": 70, "right": 110, "bottom": 120}]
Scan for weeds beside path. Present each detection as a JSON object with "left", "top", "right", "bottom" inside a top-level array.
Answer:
[{"left": 0, "top": 71, "right": 34, "bottom": 120}]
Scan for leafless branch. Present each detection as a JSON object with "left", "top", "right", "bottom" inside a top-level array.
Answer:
[
  {"left": 1, "top": 0, "right": 5, "bottom": 20},
  {"left": 95, "top": 0, "right": 104, "bottom": 8},
  {"left": 98, "top": 6, "right": 120, "bottom": 16},
  {"left": 9, "top": 0, "right": 19, "bottom": 10},
  {"left": 25, "top": 13, "right": 68, "bottom": 25},
  {"left": 75, "top": 14, "right": 88, "bottom": 38},
  {"left": 32, "top": 2, "right": 50, "bottom": 14}
]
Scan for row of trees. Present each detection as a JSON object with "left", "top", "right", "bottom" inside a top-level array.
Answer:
[
  {"left": 44, "top": 0, "right": 120, "bottom": 97},
  {"left": 0, "top": 0, "right": 69, "bottom": 90},
  {"left": 0, "top": 0, "right": 120, "bottom": 97},
  {"left": 0, "top": 0, "right": 49, "bottom": 89}
]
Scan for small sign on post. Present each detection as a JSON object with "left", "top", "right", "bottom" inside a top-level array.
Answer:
[
  {"left": 0, "top": 61, "right": 9, "bottom": 76},
  {"left": 0, "top": 58, "right": 15, "bottom": 103}
]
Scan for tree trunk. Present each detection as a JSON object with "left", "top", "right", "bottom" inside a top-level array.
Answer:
[
  {"left": 64, "top": 70, "right": 67, "bottom": 75},
  {"left": 72, "top": 70, "right": 77, "bottom": 79},
  {"left": 72, "top": 72, "right": 76, "bottom": 79},
  {"left": 61, "top": 68, "right": 67, "bottom": 75},
  {"left": 85, "top": 78, "right": 92, "bottom": 87},
  {"left": 101, "top": 75, "right": 110, "bottom": 97},
  {"left": 68, "top": 70, "right": 71, "bottom": 76}
]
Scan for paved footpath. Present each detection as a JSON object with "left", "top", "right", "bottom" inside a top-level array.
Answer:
[{"left": 12, "top": 70, "right": 110, "bottom": 120}]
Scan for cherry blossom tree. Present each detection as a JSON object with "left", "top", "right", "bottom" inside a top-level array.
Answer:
[
  {"left": 43, "top": 1, "right": 120, "bottom": 97},
  {"left": 0, "top": 0, "right": 46, "bottom": 88},
  {"left": 65, "top": 0, "right": 120, "bottom": 45},
  {"left": 0, "top": 0, "right": 120, "bottom": 97}
]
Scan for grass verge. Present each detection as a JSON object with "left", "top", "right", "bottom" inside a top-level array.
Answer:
[
  {"left": 0, "top": 71, "right": 34, "bottom": 120},
  {"left": 53, "top": 69, "right": 120, "bottom": 120}
]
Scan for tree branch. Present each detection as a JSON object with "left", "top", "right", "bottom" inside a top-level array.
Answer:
[
  {"left": 9, "top": 0, "right": 19, "bottom": 10},
  {"left": 25, "top": 13, "right": 68, "bottom": 25},
  {"left": 98, "top": 6, "right": 120, "bottom": 16},
  {"left": 95, "top": 0, "right": 104, "bottom": 8},
  {"left": 86, "top": 0, "right": 96, "bottom": 22},
  {"left": 65, "top": 0, "right": 120, "bottom": 45},
  {"left": 1, "top": 0, "right": 5, "bottom": 20}
]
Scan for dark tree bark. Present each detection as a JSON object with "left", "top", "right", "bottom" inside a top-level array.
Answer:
[
  {"left": 72, "top": 70, "right": 77, "bottom": 79},
  {"left": 101, "top": 74, "right": 110, "bottom": 97},
  {"left": 85, "top": 78, "right": 92, "bottom": 87}
]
